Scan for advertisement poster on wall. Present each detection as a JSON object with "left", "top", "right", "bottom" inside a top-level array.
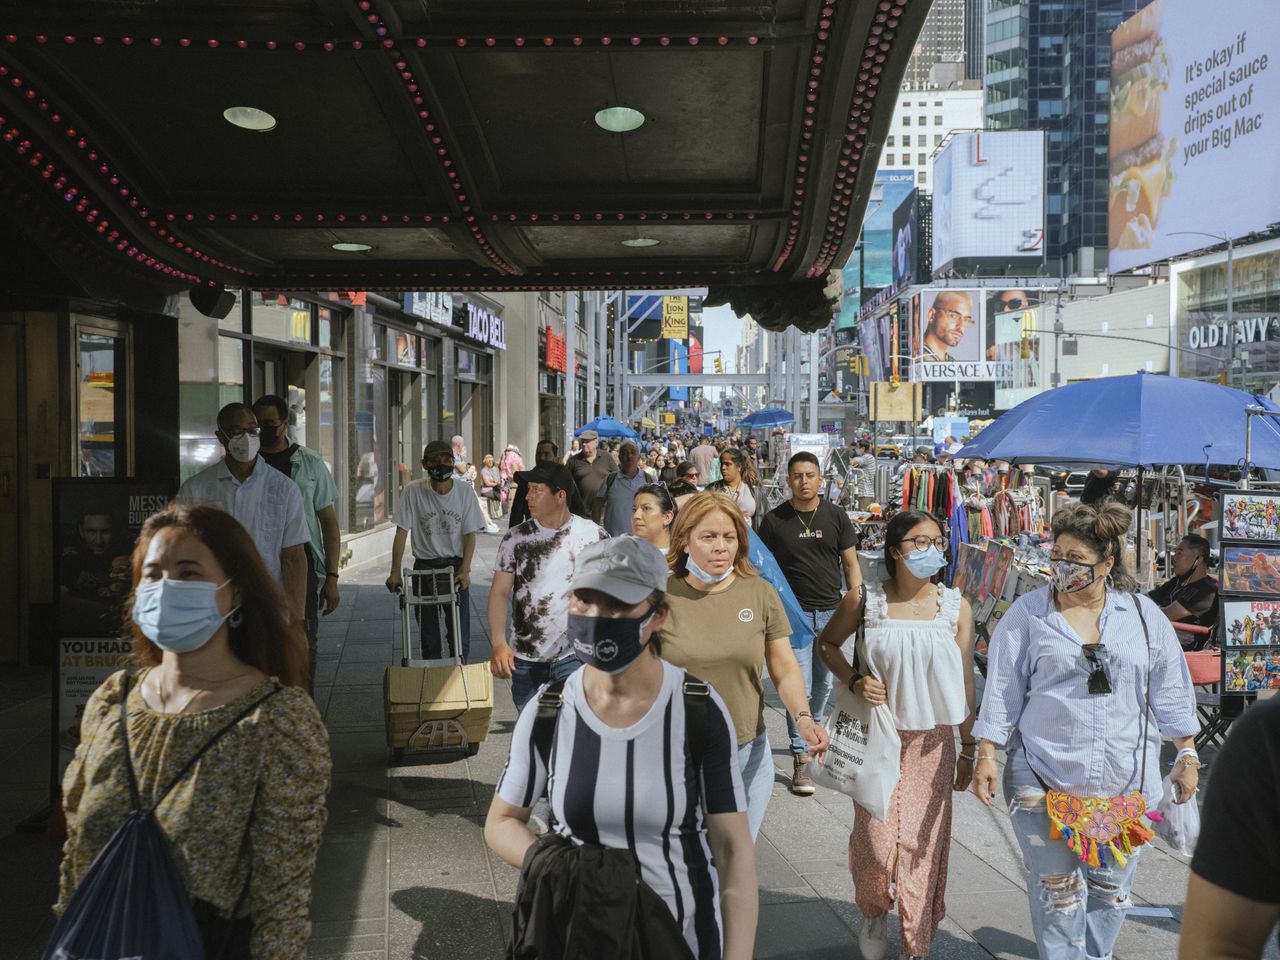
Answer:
[
  {"left": 667, "top": 339, "right": 690, "bottom": 402},
  {"left": 892, "top": 190, "right": 919, "bottom": 290},
  {"left": 1108, "top": 0, "right": 1280, "bottom": 272},
  {"left": 911, "top": 289, "right": 1012, "bottom": 382},
  {"left": 53, "top": 477, "right": 174, "bottom": 783},
  {"left": 836, "top": 169, "right": 916, "bottom": 330}
]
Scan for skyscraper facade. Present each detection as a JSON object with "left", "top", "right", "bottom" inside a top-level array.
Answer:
[
  {"left": 964, "top": 0, "right": 985, "bottom": 80},
  {"left": 984, "top": 0, "right": 1154, "bottom": 275},
  {"left": 903, "top": 0, "right": 965, "bottom": 88}
]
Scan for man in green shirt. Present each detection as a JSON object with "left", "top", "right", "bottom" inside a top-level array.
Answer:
[{"left": 253, "top": 394, "right": 342, "bottom": 689}]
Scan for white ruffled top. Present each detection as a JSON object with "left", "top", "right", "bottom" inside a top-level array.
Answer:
[{"left": 860, "top": 581, "right": 969, "bottom": 731}]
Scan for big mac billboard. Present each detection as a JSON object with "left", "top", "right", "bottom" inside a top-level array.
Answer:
[
  {"left": 931, "top": 131, "right": 1046, "bottom": 277},
  {"left": 1109, "top": 0, "right": 1280, "bottom": 272}
]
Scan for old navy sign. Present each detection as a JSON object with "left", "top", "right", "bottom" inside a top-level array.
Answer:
[
  {"left": 465, "top": 302, "right": 506, "bottom": 350},
  {"left": 1187, "top": 316, "right": 1277, "bottom": 350}
]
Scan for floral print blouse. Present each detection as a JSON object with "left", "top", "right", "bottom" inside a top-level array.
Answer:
[{"left": 57, "top": 669, "right": 331, "bottom": 959}]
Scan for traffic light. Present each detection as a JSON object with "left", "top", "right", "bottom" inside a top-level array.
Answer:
[{"left": 715, "top": 356, "right": 724, "bottom": 373}]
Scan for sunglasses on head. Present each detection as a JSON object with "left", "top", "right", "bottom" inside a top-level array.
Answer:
[{"left": 1082, "top": 643, "right": 1112, "bottom": 696}]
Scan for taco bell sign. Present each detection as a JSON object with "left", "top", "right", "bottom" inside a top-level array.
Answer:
[{"left": 465, "top": 302, "right": 506, "bottom": 350}]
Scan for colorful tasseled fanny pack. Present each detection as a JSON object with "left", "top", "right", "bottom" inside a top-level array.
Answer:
[
  {"left": 1035, "top": 594, "right": 1162, "bottom": 869},
  {"left": 1044, "top": 790, "right": 1163, "bottom": 868}
]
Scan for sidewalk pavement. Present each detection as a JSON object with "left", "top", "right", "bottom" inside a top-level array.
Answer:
[{"left": 1, "top": 530, "right": 1274, "bottom": 959}]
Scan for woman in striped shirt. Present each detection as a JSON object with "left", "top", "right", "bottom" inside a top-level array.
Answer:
[{"left": 485, "top": 536, "right": 757, "bottom": 960}]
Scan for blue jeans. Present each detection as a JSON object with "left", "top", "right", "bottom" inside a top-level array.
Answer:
[
  {"left": 413, "top": 558, "right": 470, "bottom": 663},
  {"left": 511, "top": 655, "right": 583, "bottom": 715},
  {"left": 786, "top": 608, "right": 837, "bottom": 754},
  {"left": 1003, "top": 748, "right": 1142, "bottom": 960},
  {"left": 737, "top": 730, "right": 774, "bottom": 840}
]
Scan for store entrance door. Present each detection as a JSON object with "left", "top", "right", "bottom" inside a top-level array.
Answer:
[
  {"left": 389, "top": 370, "right": 419, "bottom": 508},
  {"left": 253, "top": 348, "right": 309, "bottom": 446},
  {"left": 0, "top": 323, "right": 18, "bottom": 661}
]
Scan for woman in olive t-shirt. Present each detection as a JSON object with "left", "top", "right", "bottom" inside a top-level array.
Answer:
[{"left": 661, "top": 492, "right": 830, "bottom": 839}]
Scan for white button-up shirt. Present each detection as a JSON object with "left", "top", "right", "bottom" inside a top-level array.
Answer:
[{"left": 177, "top": 457, "right": 311, "bottom": 582}]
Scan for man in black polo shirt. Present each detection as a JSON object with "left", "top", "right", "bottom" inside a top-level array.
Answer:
[
  {"left": 759, "top": 451, "right": 862, "bottom": 796},
  {"left": 1149, "top": 534, "right": 1218, "bottom": 648}
]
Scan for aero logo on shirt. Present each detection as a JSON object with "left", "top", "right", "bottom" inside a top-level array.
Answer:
[{"left": 738, "top": 608, "right": 755, "bottom": 623}]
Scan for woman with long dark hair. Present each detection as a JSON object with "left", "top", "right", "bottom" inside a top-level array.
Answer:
[
  {"left": 818, "top": 509, "right": 975, "bottom": 960},
  {"left": 707, "top": 447, "right": 765, "bottom": 530},
  {"left": 971, "top": 502, "right": 1198, "bottom": 960},
  {"left": 631, "top": 482, "right": 678, "bottom": 553},
  {"left": 56, "top": 503, "right": 329, "bottom": 959}
]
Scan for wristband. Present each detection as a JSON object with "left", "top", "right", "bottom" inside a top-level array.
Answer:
[
  {"left": 796, "top": 711, "right": 813, "bottom": 722},
  {"left": 325, "top": 571, "right": 339, "bottom": 579},
  {"left": 976, "top": 753, "right": 996, "bottom": 762}
]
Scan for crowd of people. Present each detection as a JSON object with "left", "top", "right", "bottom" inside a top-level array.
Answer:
[{"left": 47, "top": 407, "right": 1280, "bottom": 960}]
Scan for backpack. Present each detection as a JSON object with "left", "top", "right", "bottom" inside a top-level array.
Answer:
[
  {"left": 45, "top": 677, "right": 281, "bottom": 960},
  {"left": 531, "top": 671, "right": 711, "bottom": 805}
]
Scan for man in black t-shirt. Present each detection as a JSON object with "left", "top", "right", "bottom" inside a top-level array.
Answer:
[
  {"left": 1148, "top": 534, "right": 1218, "bottom": 647},
  {"left": 1181, "top": 696, "right": 1280, "bottom": 958},
  {"left": 759, "top": 451, "right": 861, "bottom": 797}
]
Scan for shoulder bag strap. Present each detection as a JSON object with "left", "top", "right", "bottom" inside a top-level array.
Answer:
[
  {"left": 149, "top": 685, "right": 282, "bottom": 815},
  {"left": 681, "top": 673, "right": 711, "bottom": 783},
  {"left": 851, "top": 583, "right": 868, "bottom": 675},
  {"left": 119, "top": 674, "right": 142, "bottom": 812},
  {"left": 531, "top": 677, "right": 569, "bottom": 773},
  {"left": 1131, "top": 593, "right": 1154, "bottom": 792}
]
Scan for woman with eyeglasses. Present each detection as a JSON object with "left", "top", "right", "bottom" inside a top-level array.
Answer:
[
  {"left": 707, "top": 448, "right": 765, "bottom": 530},
  {"left": 971, "top": 502, "right": 1198, "bottom": 960},
  {"left": 816, "top": 509, "right": 975, "bottom": 960},
  {"left": 632, "top": 483, "right": 678, "bottom": 553}
]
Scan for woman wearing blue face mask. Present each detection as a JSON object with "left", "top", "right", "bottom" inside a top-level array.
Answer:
[
  {"left": 485, "top": 535, "right": 757, "bottom": 960},
  {"left": 660, "top": 492, "right": 830, "bottom": 840},
  {"left": 816, "top": 509, "right": 976, "bottom": 960},
  {"left": 56, "top": 503, "right": 329, "bottom": 960}
]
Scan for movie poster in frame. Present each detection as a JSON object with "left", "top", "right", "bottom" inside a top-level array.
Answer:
[
  {"left": 1221, "top": 490, "right": 1280, "bottom": 543},
  {"left": 1220, "top": 545, "right": 1280, "bottom": 597}
]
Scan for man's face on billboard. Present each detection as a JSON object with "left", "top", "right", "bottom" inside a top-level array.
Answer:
[
  {"left": 927, "top": 292, "right": 973, "bottom": 347},
  {"left": 80, "top": 514, "right": 113, "bottom": 556},
  {"left": 994, "top": 290, "right": 1033, "bottom": 314}
]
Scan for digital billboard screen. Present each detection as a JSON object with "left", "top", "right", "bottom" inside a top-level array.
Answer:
[
  {"left": 1109, "top": 0, "right": 1280, "bottom": 272},
  {"left": 931, "top": 131, "right": 1046, "bottom": 275},
  {"left": 910, "top": 288, "right": 1012, "bottom": 382},
  {"left": 835, "top": 169, "right": 915, "bottom": 329},
  {"left": 892, "top": 190, "right": 919, "bottom": 290}
]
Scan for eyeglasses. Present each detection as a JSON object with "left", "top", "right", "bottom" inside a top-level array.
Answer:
[
  {"left": 1082, "top": 643, "right": 1112, "bottom": 696},
  {"left": 223, "top": 426, "right": 259, "bottom": 439},
  {"left": 940, "top": 308, "right": 973, "bottom": 325},
  {"left": 902, "top": 535, "right": 947, "bottom": 551},
  {"left": 999, "top": 298, "right": 1029, "bottom": 311}
]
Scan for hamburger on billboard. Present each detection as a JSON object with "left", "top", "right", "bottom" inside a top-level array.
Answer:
[{"left": 1109, "top": 0, "right": 1280, "bottom": 272}]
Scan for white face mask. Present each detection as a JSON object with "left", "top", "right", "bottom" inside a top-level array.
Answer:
[
  {"left": 226, "top": 433, "right": 260, "bottom": 463},
  {"left": 686, "top": 555, "right": 733, "bottom": 585}
]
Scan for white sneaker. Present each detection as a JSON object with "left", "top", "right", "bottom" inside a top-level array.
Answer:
[
  {"left": 485, "top": 522, "right": 500, "bottom": 535},
  {"left": 858, "top": 913, "right": 887, "bottom": 960}
]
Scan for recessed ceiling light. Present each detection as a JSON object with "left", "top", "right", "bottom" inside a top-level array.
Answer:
[
  {"left": 332, "top": 242, "right": 372, "bottom": 252},
  {"left": 621, "top": 237, "right": 660, "bottom": 248},
  {"left": 595, "top": 106, "right": 646, "bottom": 133},
  {"left": 223, "top": 106, "right": 277, "bottom": 132}
]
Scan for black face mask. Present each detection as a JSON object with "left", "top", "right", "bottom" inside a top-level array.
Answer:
[
  {"left": 259, "top": 425, "right": 281, "bottom": 447},
  {"left": 568, "top": 605, "right": 656, "bottom": 675},
  {"left": 426, "top": 465, "right": 453, "bottom": 482}
]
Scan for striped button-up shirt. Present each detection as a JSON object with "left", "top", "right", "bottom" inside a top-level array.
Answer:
[{"left": 973, "top": 586, "right": 1198, "bottom": 804}]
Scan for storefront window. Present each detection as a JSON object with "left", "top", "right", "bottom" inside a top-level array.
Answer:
[
  {"left": 318, "top": 356, "right": 342, "bottom": 523},
  {"left": 76, "top": 329, "right": 126, "bottom": 477},
  {"left": 392, "top": 330, "right": 420, "bottom": 367},
  {"left": 251, "top": 293, "right": 312, "bottom": 345},
  {"left": 352, "top": 313, "right": 387, "bottom": 530},
  {"left": 318, "top": 305, "right": 341, "bottom": 350}
]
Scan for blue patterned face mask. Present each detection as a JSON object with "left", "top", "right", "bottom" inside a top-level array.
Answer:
[{"left": 131, "top": 578, "right": 237, "bottom": 653}]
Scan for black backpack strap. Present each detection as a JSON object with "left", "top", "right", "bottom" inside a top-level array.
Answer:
[
  {"left": 118, "top": 674, "right": 142, "bottom": 812},
  {"left": 531, "top": 677, "right": 569, "bottom": 774},
  {"left": 681, "top": 673, "right": 711, "bottom": 785},
  {"left": 149, "top": 684, "right": 283, "bottom": 815}
]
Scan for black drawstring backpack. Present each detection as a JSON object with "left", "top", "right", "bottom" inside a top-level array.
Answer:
[{"left": 44, "top": 677, "right": 279, "bottom": 960}]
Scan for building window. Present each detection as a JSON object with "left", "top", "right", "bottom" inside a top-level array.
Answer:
[
  {"left": 902, "top": 134, "right": 911, "bottom": 147},
  {"left": 918, "top": 171, "right": 927, "bottom": 184},
  {"left": 886, "top": 153, "right": 895, "bottom": 165},
  {"left": 902, "top": 116, "right": 911, "bottom": 126},
  {"left": 934, "top": 134, "right": 942, "bottom": 146},
  {"left": 918, "top": 153, "right": 926, "bottom": 166},
  {"left": 917, "top": 116, "right": 926, "bottom": 126},
  {"left": 887, "top": 135, "right": 895, "bottom": 146},
  {"left": 934, "top": 115, "right": 943, "bottom": 125}
]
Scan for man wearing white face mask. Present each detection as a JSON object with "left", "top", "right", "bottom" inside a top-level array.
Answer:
[{"left": 177, "top": 403, "right": 311, "bottom": 624}]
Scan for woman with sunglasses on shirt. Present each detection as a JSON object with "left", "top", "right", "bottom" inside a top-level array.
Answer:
[
  {"left": 817, "top": 509, "right": 976, "bottom": 960},
  {"left": 971, "top": 502, "right": 1198, "bottom": 960}
]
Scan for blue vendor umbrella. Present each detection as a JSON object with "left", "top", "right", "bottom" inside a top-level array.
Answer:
[
  {"left": 956, "top": 372, "right": 1280, "bottom": 469},
  {"left": 575, "top": 415, "right": 639, "bottom": 439},
  {"left": 740, "top": 407, "right": 797, "bottom": 429}
]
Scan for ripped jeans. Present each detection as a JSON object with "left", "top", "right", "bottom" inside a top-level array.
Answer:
[{"left": 1003, "top": 749, "right": 1141, "bottom": 960}]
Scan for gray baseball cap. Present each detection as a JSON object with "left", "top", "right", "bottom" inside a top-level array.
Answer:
[{"left": 572, "top": 536, "right": 669, "bottom": 604}]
